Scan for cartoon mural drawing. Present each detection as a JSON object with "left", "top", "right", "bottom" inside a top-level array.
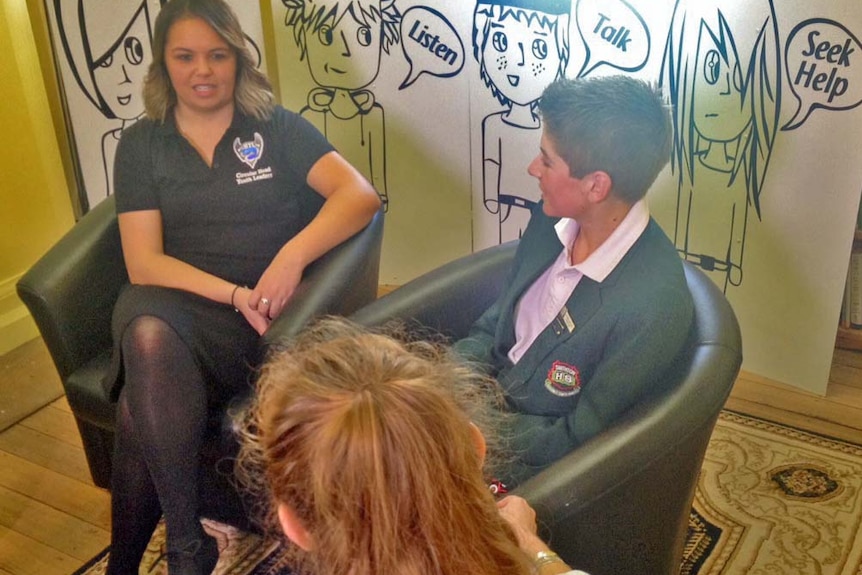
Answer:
[
  {"left": 472, "top": 0, "right": 571, "bottom": 243},
  {"left": 54, "top": 0, "right": 153, "bottom": 205},
  {"left": 282, "top": 0, "right": 402, "bottom": 210},
  {"left": 573, "top": 0, "right": 652, "bottom": 79},
  {"left": 781, "top": 18, "right": 862, "bottom": 131},
  {"left": 660, "top": 0, "right": 781, "bottom": 292},
  {"left": 398, "top": 6, "right": 465, "bottom": 89}
]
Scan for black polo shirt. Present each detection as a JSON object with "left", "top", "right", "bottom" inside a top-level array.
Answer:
[{"left": 114, "top": 106, "right": 333, "bottom": 287}]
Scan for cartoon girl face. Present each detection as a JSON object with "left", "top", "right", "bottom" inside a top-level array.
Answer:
[
  {"left": 91, "top": 7, "right": 151, "bottom": 121},
  {"left": 692, "top": 21, "right": 751, "bottom": 143},
  {"left": 304, "top": 3, "right": 383, "bottom": 91},
  {"left": 481, "top": 10, "right": 561, "bottom": 106}
]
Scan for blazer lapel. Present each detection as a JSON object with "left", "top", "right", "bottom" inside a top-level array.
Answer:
[
  {"left": 563, "top": 277, "right": 602, "bottom": 333},
  {"left": 500, "top": 275, "right": 604, "bottom": 391},
  {"left": 497, "top": 229, "right": 563, "bottom": 340}
]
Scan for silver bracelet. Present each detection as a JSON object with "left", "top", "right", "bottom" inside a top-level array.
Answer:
[{"left": 534, "top": 550, "right": 563, "bottom": 568}]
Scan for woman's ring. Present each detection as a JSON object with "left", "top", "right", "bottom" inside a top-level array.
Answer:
[{"left": 260, "top": 297, "right": 271, "bottom": 306}]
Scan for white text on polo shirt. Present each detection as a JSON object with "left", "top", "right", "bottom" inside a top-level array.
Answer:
[{"left": 236, "top": 166, "right": 273, "bottom": 185}]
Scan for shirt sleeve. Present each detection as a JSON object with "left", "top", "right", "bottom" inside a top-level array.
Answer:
[
  {"left": 273, "top": 106, "right": 335, "bottom": 181},
  {"left": 113, "top": 121, "right": 158, "bottom": 214},
  {"left": 452, "top": 301, "right": 504, "bottom": 375}
]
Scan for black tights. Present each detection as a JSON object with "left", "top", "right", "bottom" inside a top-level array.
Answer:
[{"left": 106, "top": 315, "right": 212, "bottom": 574}]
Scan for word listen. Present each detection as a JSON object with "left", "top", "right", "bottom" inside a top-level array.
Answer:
[
  {"left": 408, "top": 19, "right": 458, "bottom": 66},
  {"left": 593, "top": 13, "right": 632, "bottom": 52},
  {"left": 794, "top": 30, "right": 854, "bottom": 103}
]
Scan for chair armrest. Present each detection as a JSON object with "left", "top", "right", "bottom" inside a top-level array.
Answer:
[
  {"left": 16, "top": 197, "right": 127, "bottom": 381},
  {"left": 514, "top": 262, "right": 743, "bottom": 518},
  {"left": 511, "top": 355, "right": 727, "bottom": 516},
  {"left": 263, "top": 209, "right": 385, "bottom": 347},
  {"left": 511, "top": 262, "right": 743, "bottom": 574},
  {"left": 350, "top": 240, "right": 518, "bottom": 340}
]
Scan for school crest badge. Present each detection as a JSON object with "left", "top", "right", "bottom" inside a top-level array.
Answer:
[{"left": 544, "top": 360, "right": 581, "bottom": 397}]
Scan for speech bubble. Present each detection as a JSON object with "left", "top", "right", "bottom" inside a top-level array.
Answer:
[
  {"left": 399, "top": 6, "right": 464, "bottom": 90},
  {"left": 782, "top": 18, "right": 862, "bottom": 131},
  {"left": 575, "top": 0, "right": 650, "bottom": 78}
]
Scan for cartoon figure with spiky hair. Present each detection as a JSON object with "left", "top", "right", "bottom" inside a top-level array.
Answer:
[
  {"left": 660, "top": 0, "right": 781, "bottom": 291},
  {"left": 473, "top": 0, "right": 570, "bottom": 243},
  {"left": 54, "top": 0, "right": 153, "bottom": 205},
  {"left": 283, "top": 0, "right": 401, "bottom": 211}
]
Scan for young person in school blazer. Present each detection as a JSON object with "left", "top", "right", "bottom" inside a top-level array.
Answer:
[{"left": 454, "top": 75, "right": 694, "bottom": 486}]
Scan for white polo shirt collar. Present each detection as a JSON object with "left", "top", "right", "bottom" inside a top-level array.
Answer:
[{"left": 554, "top": 199, "right": 650, "bottom": 281}]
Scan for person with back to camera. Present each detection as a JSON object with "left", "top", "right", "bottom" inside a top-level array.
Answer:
[
  {"left": 237, "top": 317, "right": 591, "bottom": 575},
  {"left": 454, "top": 75, "right": 695, "bottom": 487},
  {"left": 102, "top": 0, "right": 381, "bottom": 573}
]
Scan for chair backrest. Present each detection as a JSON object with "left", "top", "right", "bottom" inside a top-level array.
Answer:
[
  {"left": 17, "top": 197, "right": 385, "bottom": 380},
  {"left": 17, "top": 196, "right": 385, "bottom": 497},
  {"left": 17, "top": 196, "right": 126, "bottom": 381},
  {"left": 350, "top": 240, "right": 518, "bottom": 338},
  {"left": 513, "top": 261, "right": 743, "bottom": 575}
]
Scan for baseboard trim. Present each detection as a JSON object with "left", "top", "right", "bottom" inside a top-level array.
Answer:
[
  {"left": 0, "top": 306, "right": 38, "bottom": 356},
  {"left": 0, "top": 275, "right": 39, "bottom": 356}
]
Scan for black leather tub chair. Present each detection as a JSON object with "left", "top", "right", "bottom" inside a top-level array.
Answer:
[
  {"left": 350, "top": 240, "right": 743, "bottom": 575},
  {"left": 16, "top": 195, "right": 384, "bottom": 529}
]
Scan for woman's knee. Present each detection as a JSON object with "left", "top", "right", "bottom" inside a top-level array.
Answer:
[{"left": 121, "top": 315, "right": 184, "bottom": 366}]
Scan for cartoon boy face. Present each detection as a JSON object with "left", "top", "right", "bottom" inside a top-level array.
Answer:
[
  {"left": 692, "top": 21, "right": 750, "bottom": 143},
  {"left": 91, "top": 7, "right": 151, "bottom": 121},
  {"left": 303, "top": 3, "right": 383, "bottom": 91},
  {"left": 481, "top": 9, "right": 561, "bottom": 106}
]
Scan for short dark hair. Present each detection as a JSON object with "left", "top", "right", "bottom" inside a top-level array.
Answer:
[{"left": 537, "top": 75, "right": 672, "bottom": 203}]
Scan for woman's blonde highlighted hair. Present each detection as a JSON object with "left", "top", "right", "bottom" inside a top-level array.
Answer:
[
  {"left": 143, "top": 0, "right": 274, "bottom": 122},
  {"left": 236, "top": 317, "right": 533, "bottom": 575}
]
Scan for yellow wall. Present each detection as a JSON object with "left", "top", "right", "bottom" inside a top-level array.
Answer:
[{"left": 0, "top": 1, "right": 75, "bottom": 355}]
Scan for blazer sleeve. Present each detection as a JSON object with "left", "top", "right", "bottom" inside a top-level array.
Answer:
[{"left": 452, "top": 297, "right": 504, "bottom": 375}]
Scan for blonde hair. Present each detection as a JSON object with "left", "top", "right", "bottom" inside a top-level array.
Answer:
[
  {"left": 237, "top": 318, "right": 533, "bottom": 575},
  {"left": 143, "top": 0, "right": 274, "bottom": 121}
]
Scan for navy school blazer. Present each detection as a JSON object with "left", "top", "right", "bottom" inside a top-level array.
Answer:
[{"left": 454, "top": 204, "right": 694, "bottom": 486}]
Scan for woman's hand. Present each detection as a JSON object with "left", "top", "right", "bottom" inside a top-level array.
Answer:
[
  {"left": 247, "top": 247, "right": 304, "bottom": 324},
  {"left": 245, "top": 152, "right": 379, "bottom": 326},
  {"left": 497, "top": 496, "right": 575, "bottom": 574},
  {"left": 497, "top": 496, "right": 538, "bottom": 548},
  {"left": 232, "top": 286, "right": 271, "bottom": 335}
]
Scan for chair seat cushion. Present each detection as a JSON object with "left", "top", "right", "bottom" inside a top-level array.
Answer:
[
  {"left": 65, "top": 350, "right": 116, "bottom": 429},
  {"left": 65, "top": 349, "right": 254, "bottom": 439}
]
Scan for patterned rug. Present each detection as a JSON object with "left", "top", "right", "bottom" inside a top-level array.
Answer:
[
  {"left": 71, "top": 518, "right": 287, "bottom": 575},
  {"left": 681, "top": 411, "right": 862, "bottom": 575},
  {"left": 74, "top": 411, "right": 862, "bottom": 575}
]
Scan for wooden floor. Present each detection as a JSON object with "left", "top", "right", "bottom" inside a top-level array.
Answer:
[
  {"left": 0, "top": 338, "right": 860, "bottom": 575},
  {"left": 728, "top": 346, "right": 862, "bottom": 445}
]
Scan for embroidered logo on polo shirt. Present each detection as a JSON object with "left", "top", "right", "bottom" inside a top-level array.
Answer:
[
  {"left": 234, "top": 132, "right": 273, "bottom": 185},
  {"left": 233, "top": 132, "right": 264, "bottom": 169},
  {"left": 544, "top": 361, "right": 581, "bottom": 397}
]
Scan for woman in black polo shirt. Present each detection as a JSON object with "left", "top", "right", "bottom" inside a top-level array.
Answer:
[{"left": 104, "top": 0, "right": 380, "bottom": 573}]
